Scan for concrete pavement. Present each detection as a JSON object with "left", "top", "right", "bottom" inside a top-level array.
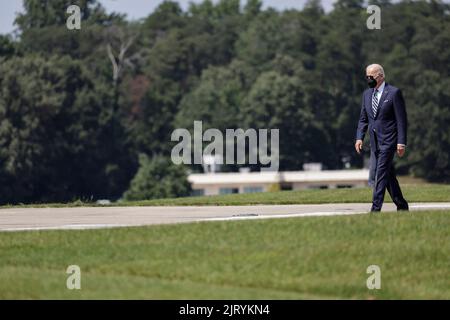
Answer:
[{"left": 1, "top": 202, "right": 450, "bottom": 232}]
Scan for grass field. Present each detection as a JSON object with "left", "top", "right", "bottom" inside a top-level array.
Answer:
[
  {"left": 0, "top": 210, "right": 448, "bottom": 299},
  {"left": 2, "top": 182, "right": 450, "bottom": 208}
]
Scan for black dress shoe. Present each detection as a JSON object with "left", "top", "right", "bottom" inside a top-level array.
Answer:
[{"left": 395, "top": 199, "right": 409, "bottom": 211}]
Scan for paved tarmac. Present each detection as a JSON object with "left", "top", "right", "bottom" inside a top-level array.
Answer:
[{"left": 1, "top": 202, "right": 449, "bottom": 232}]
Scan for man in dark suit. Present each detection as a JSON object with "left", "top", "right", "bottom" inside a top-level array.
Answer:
[{"left": 355, "top": 64, "right": 409, "bottom": 212}]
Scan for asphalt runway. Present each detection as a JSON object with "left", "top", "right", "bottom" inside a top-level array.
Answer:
[
  {"left": 0, "top": 203, "right": 450, "bottom": 231},
  {"left": 1, "top": 202, "right": 450, "bottom": 232}
]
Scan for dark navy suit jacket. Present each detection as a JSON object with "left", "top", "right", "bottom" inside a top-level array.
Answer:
[{"left": 356, "top": 83, "right": 408, "bottom": 152}]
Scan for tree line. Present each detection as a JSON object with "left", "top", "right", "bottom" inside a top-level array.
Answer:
[{"left": 0, "top": 0, "right": 449, "bottom": 204}]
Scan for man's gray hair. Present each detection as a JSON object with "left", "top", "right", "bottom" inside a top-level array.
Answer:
[{"left": 366, "top": 64, "right": 385, "bottom": 77}]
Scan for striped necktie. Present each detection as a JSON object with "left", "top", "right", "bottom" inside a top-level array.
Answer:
[{"left": 372, "top": 89, "right": 379, "bottom": 118}]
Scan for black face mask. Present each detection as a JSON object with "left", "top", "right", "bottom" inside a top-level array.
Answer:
[{"left": 366, "top": 76, "right": 377, "bottom": 88}]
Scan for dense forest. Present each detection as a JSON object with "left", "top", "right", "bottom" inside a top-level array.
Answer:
[{"left": 0, "top": 0, "right": 449, "bottom": 204}]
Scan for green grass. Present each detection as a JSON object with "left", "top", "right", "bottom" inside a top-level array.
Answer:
[
  {"left": 2, "top": 183, "right": 450, "bottom": 208},
  {"left": 0, "top": 210, "right": 448, "bottom": 299},
  {"left": 126, "top": 183, "right": 450, "bottom": 206}
]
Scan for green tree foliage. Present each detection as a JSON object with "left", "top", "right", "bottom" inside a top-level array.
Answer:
[
  {"left": 0, "top": 55, "right": 134, "bottom": 203},
  {"left": 242, "top": 70, "right": 330, "bottom": 169},
  {"left": 175, "top": 60, "right": 256, "bottom": 131},
  {"left": 404, "top": 71, "right": 450, "bottom": 181},
  {"left": 15, "top": 0, "right": 122, "bottom": 59},
  {"left": 0, "top": 35, "right": 15, "bottom": 58},
  {"left": 15, "top": 0, "right": 102, "bottom": 29},
  {"left": 130, "top": 0, "right": 250, "bottom": 159},
  {"left": 123, "top": 154, "right": 191, "bottom": 201}
]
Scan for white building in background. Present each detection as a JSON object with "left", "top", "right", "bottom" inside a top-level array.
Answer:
[
  {"left": 202, "top": 154, "right": 221, "bottom": 173},
  {"left": 188, "top": 169, "right": 370, "bottom": 196}
]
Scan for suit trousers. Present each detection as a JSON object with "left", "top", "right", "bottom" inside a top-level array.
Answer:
[
  {"left": 371, "top": 148, "right": 409, "bottom": 211},
  {"left": 369, "top": 150, "right": 376, "bottom": 188}
]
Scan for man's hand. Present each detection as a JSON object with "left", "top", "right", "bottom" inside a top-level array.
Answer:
[
  {"left": 355, "top": 140, "right": 363, "bottom": 154},
  {"left": 397, "top": 144, "right": 406, "bottom": 157}
]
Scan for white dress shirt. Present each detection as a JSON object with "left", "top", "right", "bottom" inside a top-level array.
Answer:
[{"left": 375, "top": 81, "right": 385, "bottom": 103}]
